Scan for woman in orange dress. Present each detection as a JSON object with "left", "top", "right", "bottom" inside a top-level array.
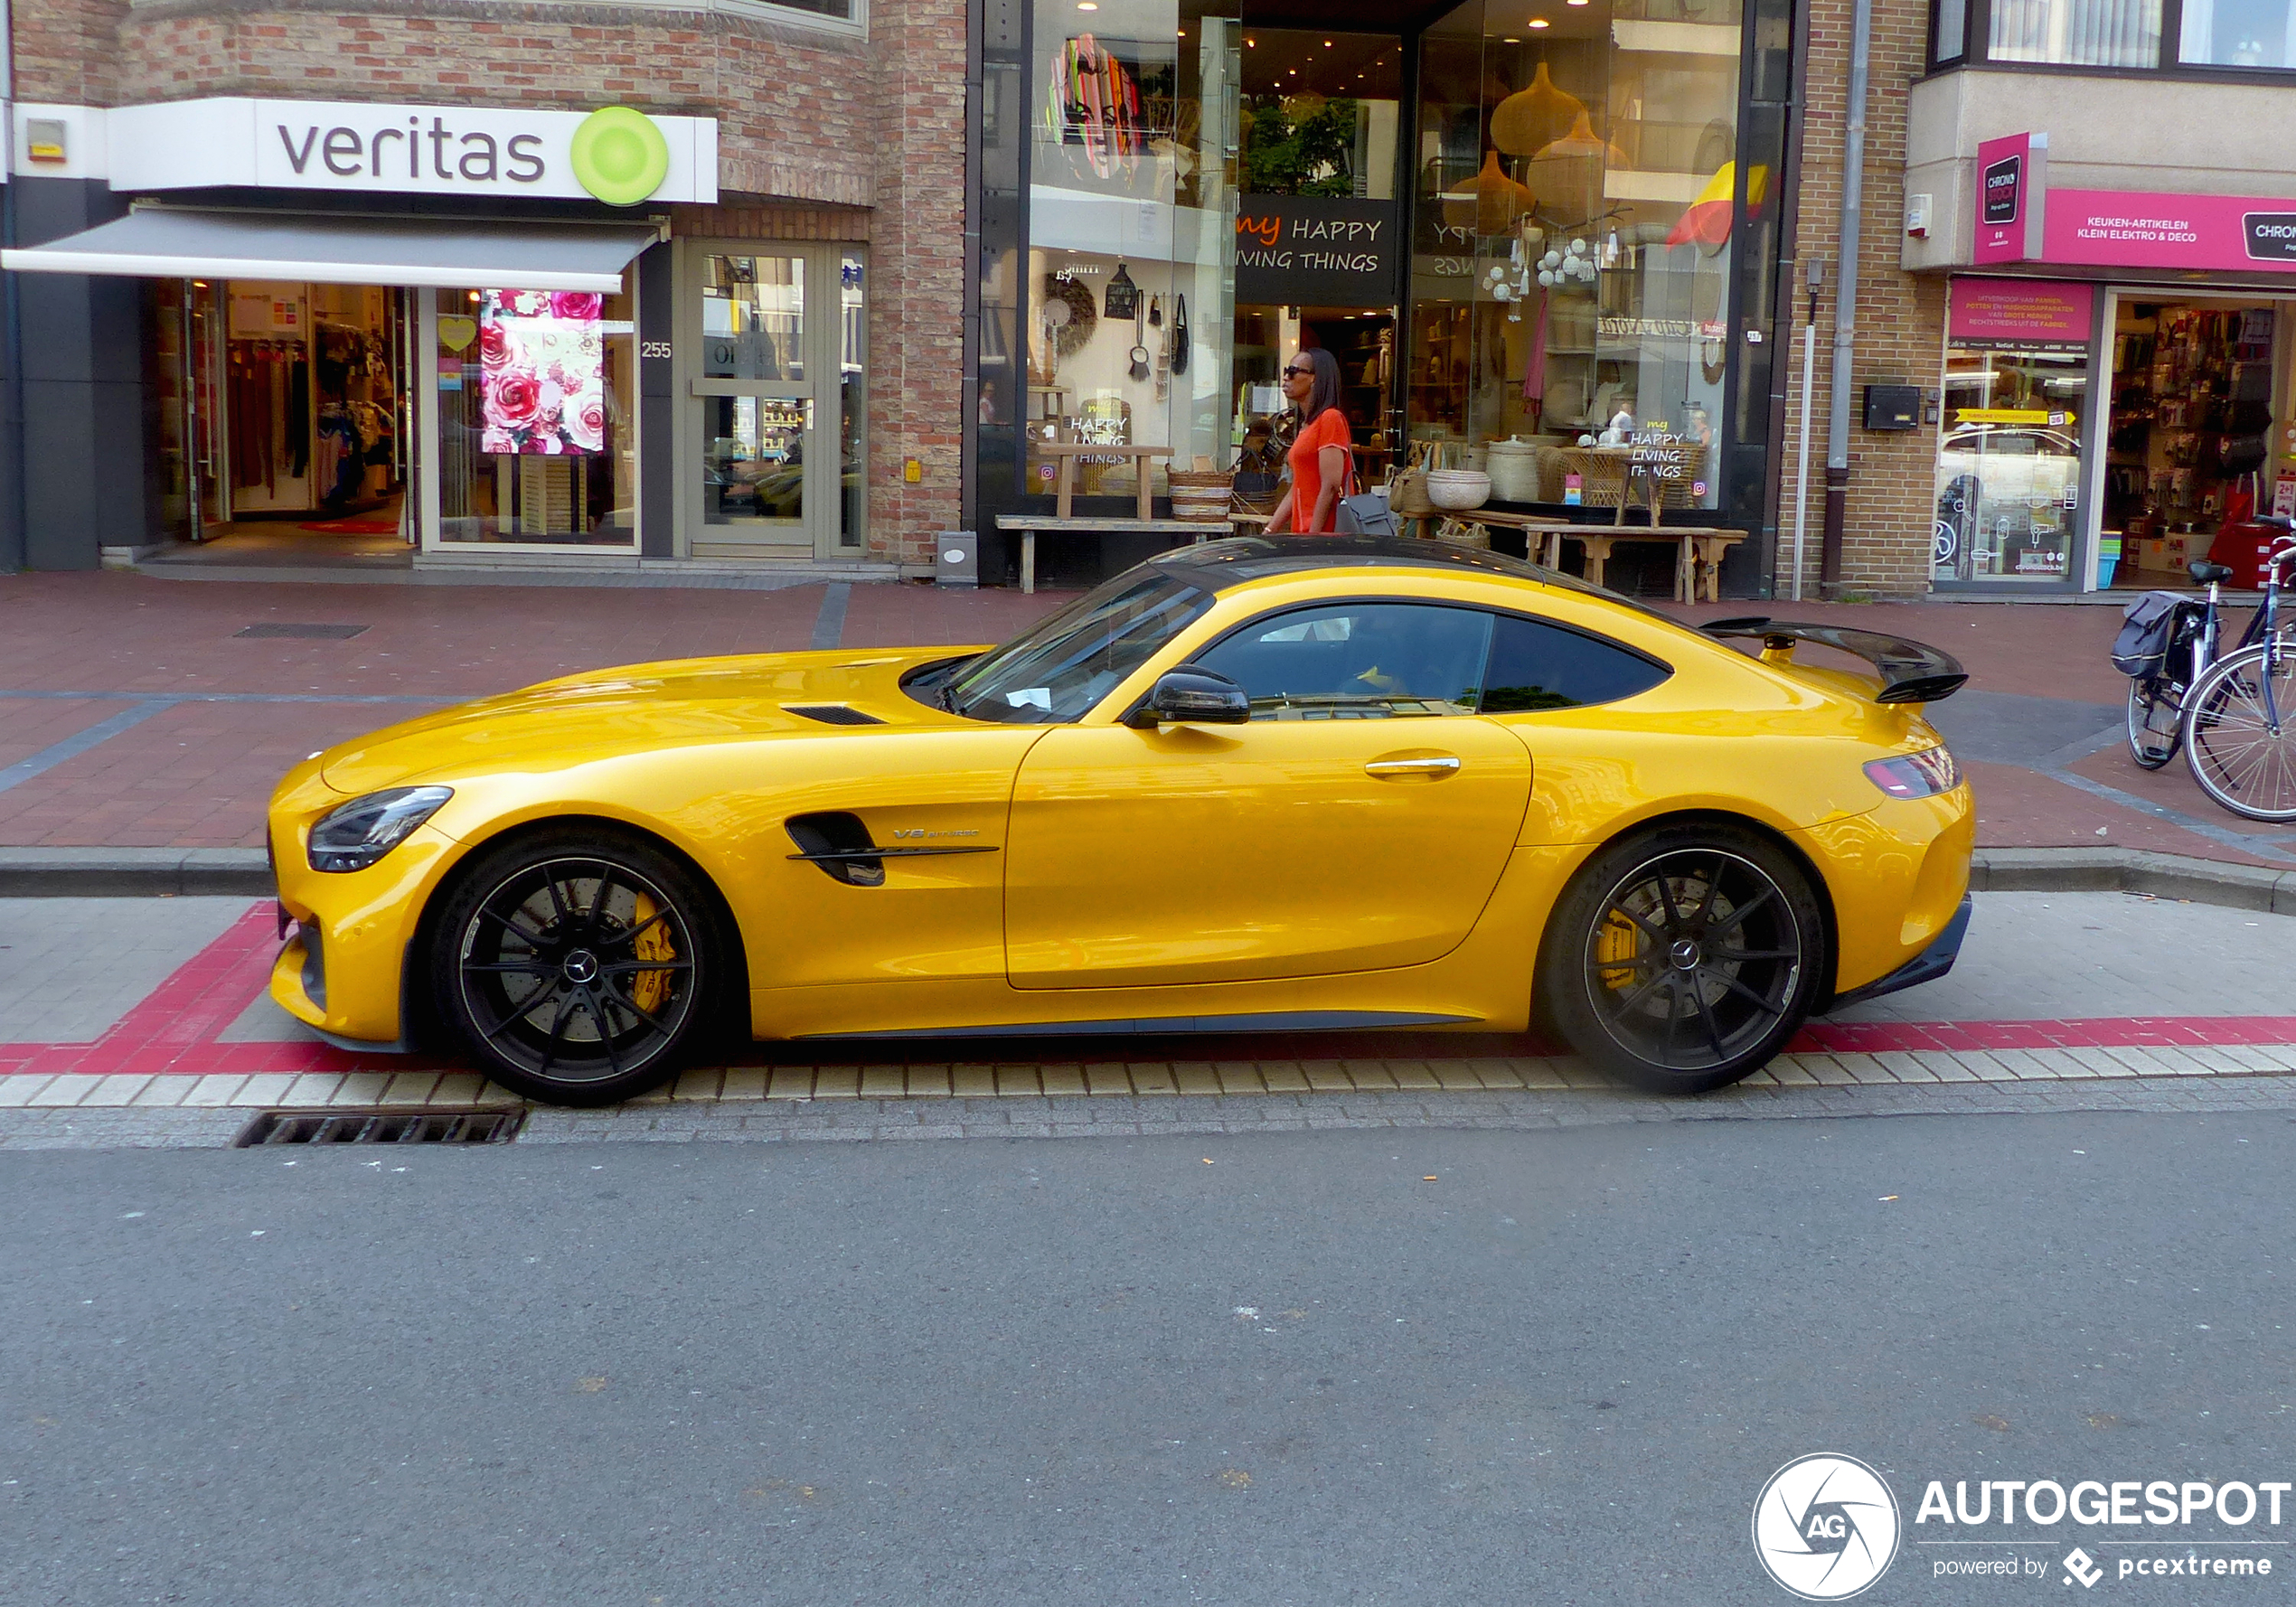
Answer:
[{"left": 1266, "top": 348, "right": 1351, "bottom": 535}]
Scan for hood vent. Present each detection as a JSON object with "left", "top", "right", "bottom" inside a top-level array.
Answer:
[{"left": 784, "top": 704, "right": 885, "bottom": 726}]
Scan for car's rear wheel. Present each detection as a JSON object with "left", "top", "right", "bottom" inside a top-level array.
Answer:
[
  {"left": 1539, "top": 823, "right": 1825, "bottom": 1095},
  {"left": 430, "top": 831, "right": 727, "bottom": 1105}
]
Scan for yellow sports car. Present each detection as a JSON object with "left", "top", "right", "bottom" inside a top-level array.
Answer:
[{"left": 266, "top": 537, "right": 1975, "bottom": 1105}]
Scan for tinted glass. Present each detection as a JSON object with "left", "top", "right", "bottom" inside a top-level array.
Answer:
[
  {"left": 1196, "top": 604, "right": 1494, "bottom": 718},
  {"left": 948, "top": 572, "right": 1211, "bottom": 723},
  {"left": 1477, "top": 613, "right": 1669, "bottom": 711}
]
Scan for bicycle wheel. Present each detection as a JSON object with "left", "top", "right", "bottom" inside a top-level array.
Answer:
[
  {"left": 2126, "top": 674, "right": 2182, "bottom": 768},
  {"left": 2183, "top": 644, "right": 2296, "bottom": 821}
]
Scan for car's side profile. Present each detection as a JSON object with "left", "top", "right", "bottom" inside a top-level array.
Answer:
[{"left": 266, "top": 538, "right": 1975, "bottom": 1104}]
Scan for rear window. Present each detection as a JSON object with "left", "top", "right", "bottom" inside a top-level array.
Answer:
[{"left": 1477, "top": 613, "right": 1670, "bottom": 712}]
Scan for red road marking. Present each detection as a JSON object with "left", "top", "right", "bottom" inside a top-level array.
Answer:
[
  {"left": 2, "top": 910, "right": 2295, "bottom": 1079},
  {"left": 0, "top": 905, "right": 426, "bottom": 1078}
]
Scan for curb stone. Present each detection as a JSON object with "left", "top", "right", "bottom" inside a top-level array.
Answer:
[{"left": 5, "top": 843, "right": 2296, "bottom": 911}]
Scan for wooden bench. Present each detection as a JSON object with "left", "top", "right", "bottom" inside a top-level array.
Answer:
[{"left": 995, "top": 442, "right": 1208, "bottom": 594}]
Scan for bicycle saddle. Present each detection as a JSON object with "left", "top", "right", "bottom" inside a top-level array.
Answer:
[{"left": 2189, "top": 560, "right": 2235, "bottom": 584}]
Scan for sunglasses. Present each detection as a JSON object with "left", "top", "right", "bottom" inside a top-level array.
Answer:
[{"left": 1282, "top": 364, "right": 1313, "bottom": 379}]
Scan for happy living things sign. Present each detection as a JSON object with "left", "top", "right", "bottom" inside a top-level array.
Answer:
[{"left": 1235, "top": 195, "right": 1399, "bottom": 308}]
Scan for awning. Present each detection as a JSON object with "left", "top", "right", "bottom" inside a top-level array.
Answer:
[{"left": 0, "top": 209, "right": 658, "bottom": 292}]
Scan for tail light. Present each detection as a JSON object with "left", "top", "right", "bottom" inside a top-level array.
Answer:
[{"left": 1865, "top": 746, "right": 1962, "bottom": 799}]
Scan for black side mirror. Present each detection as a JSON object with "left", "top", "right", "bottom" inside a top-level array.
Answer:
[{"left": 1126, "top": 665, "right": 1251, "bottom": 728}]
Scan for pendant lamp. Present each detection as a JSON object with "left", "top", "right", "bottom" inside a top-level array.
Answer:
[
  {"left": 1527, "top": 110, "right": 1627, "bottom": 223},
  {"left": 1490, "top": 61, "right": 1585, "bottom": 157},
  {"left": 1443, "top": 151, "right": 1536, "bottom": 238}
]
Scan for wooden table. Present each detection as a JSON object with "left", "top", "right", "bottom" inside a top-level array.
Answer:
[
  {"left": 1031, "top": 442, "right": 1176, "bottom": 520},
  {"left": 993, "top": 514, "right": 1227, "bottom": 593},
  {"left": 1406, "top": 508, "right": 1746, "bottom": 601}
]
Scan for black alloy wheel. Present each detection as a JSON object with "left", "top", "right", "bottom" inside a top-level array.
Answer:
[
  {"left": 2126, "top": 674, "right": 2181, "bottom": 769},
  {"left": 430, "top": 831, "right": 728, "bottom": 1105},
  {"left": 1539, "top": 824, "right": 1825, "bottom": 1095}
]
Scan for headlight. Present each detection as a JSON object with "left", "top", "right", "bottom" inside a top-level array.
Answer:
[
  {"left": 1864, "top": 746, "right": 1961, "bottom": 800},
  {"left": 306, "top": 786, "right": 453, "bottom": 873}
]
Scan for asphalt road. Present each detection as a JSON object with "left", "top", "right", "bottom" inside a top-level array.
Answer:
[{"left": 5, "top": 1113, "right": 2292, "bottom": 1606}]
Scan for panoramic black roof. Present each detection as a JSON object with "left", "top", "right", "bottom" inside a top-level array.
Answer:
[{"left": 1150, "top": 535, "right": 1616, "bottom": 595}]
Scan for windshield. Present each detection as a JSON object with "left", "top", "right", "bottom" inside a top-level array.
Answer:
[{"left": 945, "top": 572, "right": 1212, "bottom": 723}]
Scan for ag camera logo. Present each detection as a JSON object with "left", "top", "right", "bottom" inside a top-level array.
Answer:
[{"left": 1753, "top": 1453, "right": 1902, "bottom": 1600}]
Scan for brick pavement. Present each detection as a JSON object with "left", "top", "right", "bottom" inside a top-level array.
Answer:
[{"left": 0, "top": 568, "right": 2276, "bottom": 863}]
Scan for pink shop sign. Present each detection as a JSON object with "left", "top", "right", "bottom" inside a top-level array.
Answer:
[
  {"left": 2044, "top": 188, "right": 2296, "bottom": 273},
  {"left": 1948, "top": 278, "right": 2094, "bottom": 351}
]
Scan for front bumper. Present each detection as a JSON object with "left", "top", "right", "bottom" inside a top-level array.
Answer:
[{"left": 1825, "top": 894, "right": 1972, "bottom": 1011}]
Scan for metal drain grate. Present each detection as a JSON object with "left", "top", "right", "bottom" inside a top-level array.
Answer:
[
  {"left": 232, "top": 1108, "right": 522, "bottom": 1148},
  {"left": 234, "top": 623, "right": 371, "bottom": 640}
]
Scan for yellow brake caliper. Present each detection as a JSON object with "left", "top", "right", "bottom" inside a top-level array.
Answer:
[
  {"left": 1595, "top": 908, "right": 1642, "bottom": 995},
  {"left": 630, "top": 893, "right": 676, "bottom": 1015}
]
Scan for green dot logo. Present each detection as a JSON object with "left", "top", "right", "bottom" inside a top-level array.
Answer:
[{"left": 569, "top": 107, "right": 670, "bottom": 206}]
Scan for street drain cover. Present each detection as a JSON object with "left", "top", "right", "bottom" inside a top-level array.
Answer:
[
  {"left": 233, "top": 1109, "right": 522, "bottom": 1148},
  {"left": 234, "top": 623, "right": 370, "bottom": 640}
]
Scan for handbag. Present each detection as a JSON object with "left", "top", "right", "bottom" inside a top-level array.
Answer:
[
  {"left": 1170, "top": 294, "right": 1190, "bottom": 374},
  {"left": 1103, "top": 262, "right": 1139, "bottom": 321},
  {"left": 1333, "top": 453, "right": 1398, "bottom": 537}
]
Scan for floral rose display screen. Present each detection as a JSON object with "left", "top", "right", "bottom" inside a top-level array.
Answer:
[
  {"left": 479, "top": 290, "right": 608, "bottom": 456},
  {"left": 437, "top": 283, "right": 635, "bottom": 545}
]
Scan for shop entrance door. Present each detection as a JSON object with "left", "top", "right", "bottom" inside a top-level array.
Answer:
[
  {"left": 2098, "top": 293, "right": 2287, "bottom": 588},
  {"left": 681, "top": 243, "right": 866, "bottom": 562}
]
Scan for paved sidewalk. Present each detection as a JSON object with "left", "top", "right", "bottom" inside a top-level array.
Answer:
[
  {"left": 0, "top": 566, "right": 2276, "bottom": 866},
  {"left": 6, "top": 891, "right": 2296, "bottom": 1146}
]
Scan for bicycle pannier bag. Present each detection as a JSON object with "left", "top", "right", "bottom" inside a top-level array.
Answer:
[{"left": 2111, "top": 590, "right": 2187, "bottom": 678}]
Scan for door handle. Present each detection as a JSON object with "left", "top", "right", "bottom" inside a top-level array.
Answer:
[{"left": 1365, "top": 756, "right": 1461, "bottom": 775}]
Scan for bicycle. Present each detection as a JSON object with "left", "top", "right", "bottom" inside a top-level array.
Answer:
[
  {"left": 2122, "top": 558, "right": 2241, "bottom": 769},
  {"left": 2179, "top": 520, "right": 2296, "bottom": 819}
]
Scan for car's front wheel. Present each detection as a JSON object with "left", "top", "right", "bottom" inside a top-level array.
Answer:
[
  {"left": 1539, "top": 823, "right": 1825, "bottom": 1095},
  {"left": 430, "top": 830, "right": 729, "bottom": 1105}
]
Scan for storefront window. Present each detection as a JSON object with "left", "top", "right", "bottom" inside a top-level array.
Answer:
[
  {"left": 1024, "top": 0, "right": 1237, "bottom": 504},
  {"left": 1934, "top": 281, "right": 2096, "bottom": 584},
  {"left": 1407, "top": 0, "right": 1741, "bottom": 514},
  {"left": 434, "top": 284, "right": 635, "bottom": 546}
]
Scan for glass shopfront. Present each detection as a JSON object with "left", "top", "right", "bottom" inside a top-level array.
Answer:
[
  {"left": 973, "top": 0, "right": 1794, "bottom": 589},
  {"left": 1409, "top": 0, "right": 1750, "bottom": 517}
]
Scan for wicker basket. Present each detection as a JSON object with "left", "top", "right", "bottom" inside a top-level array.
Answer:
[{"left": 1168, "top": 469, "right": 1233, "bottom": 524}]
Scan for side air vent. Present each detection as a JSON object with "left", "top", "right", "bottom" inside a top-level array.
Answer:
[
  {"left": 784, "top": 704, "right": 885, "bottom": 726},
  {"left": 786, "top": 811, "right": 886, "bottom": 887}
]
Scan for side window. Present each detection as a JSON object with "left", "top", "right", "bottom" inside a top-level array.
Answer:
[
  {"left": 1195, "top": 603, "right": 1494, "bottom": 719},
  {"left": 1478, "top": 613, "right": 1670, "bottom": 711}
]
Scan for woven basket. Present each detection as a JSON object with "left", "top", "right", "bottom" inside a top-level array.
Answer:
[{"left": 1168, "top": 471, "right": 1233, "bottom": 524}]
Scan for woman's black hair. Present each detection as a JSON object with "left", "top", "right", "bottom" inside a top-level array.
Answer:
[{"left": 1294, "top": 347, "right": 1345, "bottom": 423}]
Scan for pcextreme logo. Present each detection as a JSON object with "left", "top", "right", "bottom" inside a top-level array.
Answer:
[{"left": 1752, "top": 1454, "right": 1903, "bottom": 1601}]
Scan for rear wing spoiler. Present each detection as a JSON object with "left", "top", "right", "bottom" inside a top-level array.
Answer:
[{"left": 1702, "top": 617, "right": 1970, "bottom": 705}]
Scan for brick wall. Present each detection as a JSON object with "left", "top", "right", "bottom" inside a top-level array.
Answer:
[
  {"left": 1781, "top": 0, "right": 1943, "bottom": 598},
  {"left": 12, "top": 0, "right": 129, "bottom": 103},
  {"left": 861, "top": 0, "right": 967, "bottom": 562}
]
